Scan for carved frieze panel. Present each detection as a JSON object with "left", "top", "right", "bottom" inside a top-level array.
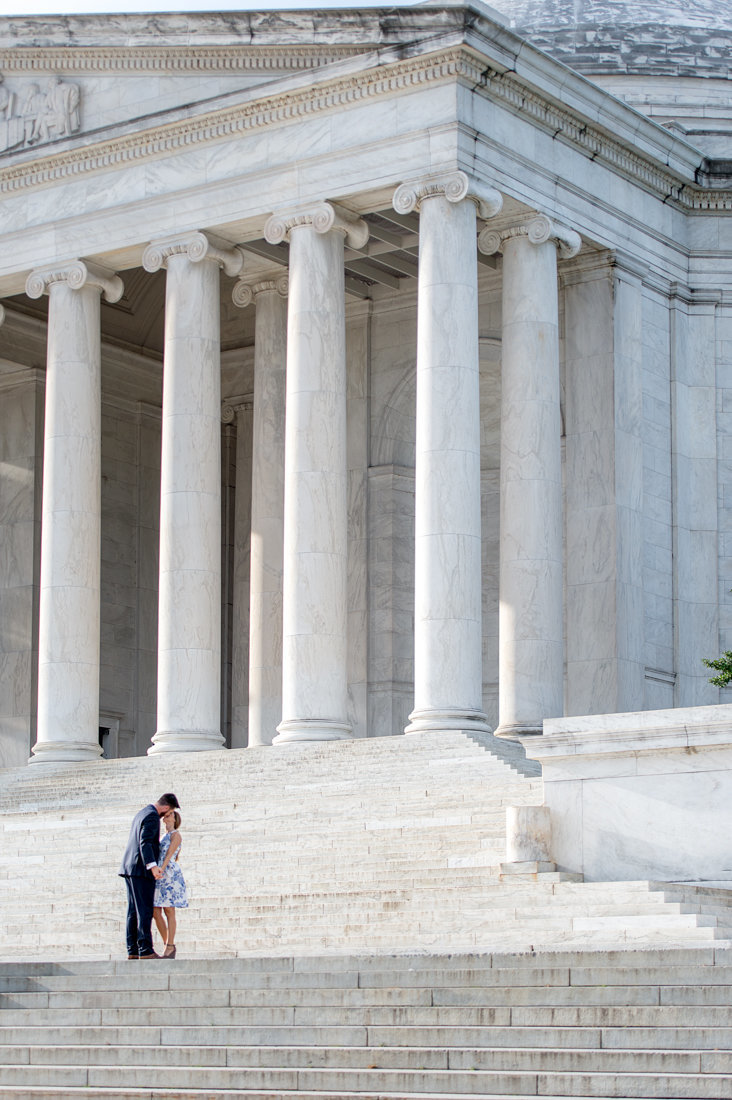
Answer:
[{"left": 0, "top": 74, "right": 79, "bottom": 154}]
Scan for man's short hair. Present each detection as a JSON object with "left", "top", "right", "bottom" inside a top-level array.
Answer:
[{"left": 158, "top": 792, "right": 180, "bottom": 810}]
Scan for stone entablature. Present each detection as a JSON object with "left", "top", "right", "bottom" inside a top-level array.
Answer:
[{"left": 0, "top": 39, "right": 728, "bottom": 218}]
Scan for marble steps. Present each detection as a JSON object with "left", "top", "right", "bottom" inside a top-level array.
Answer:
[
  {"left": 0, "top": 815, "right": 525, "bottom": 848},
  {"left": 1, "top": 1022, "right": 730, "bottom": 1051},
  {"left": 0, "top": 730, "right": 539, "bottom": 792},
  {"left": 0, "top": 1066, "right": 730, "bottom": 1098},
  {"left": 3, "top": 879, "right": 730, "bottom": 913},
  {"left": 0, "top": 787, "right": 540, "bottom": 824},
  {"left": 5, "top": 900, "right": 730, "bottom": 937},
  {"left": 5, "top": 920, "right": 731, "bottom": 961},
  {"left": 3, "top": 882, "right": 731, "bottom": 923},
  {"left": 4, "top": 984, "right": 705, "bottom": 1008},
  {"left": 1, "top": 731, "right": 730, "bottom": 964},
  {"left": 1, "top": 953, "right": 732, "bottom": 1099},
  {"left": 5, "top": 1043, "right": 731, "bottom": 1074}
]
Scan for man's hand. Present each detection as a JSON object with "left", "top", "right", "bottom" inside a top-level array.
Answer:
[{"left": 151, "top": 866, "right": 163, "bottom": 880}]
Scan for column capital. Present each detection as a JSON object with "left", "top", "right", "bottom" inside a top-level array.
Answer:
[
  {"left": 142, "top": 230, "right": 244, "bottom": 278},
  {"left": 478, "top": 214, "right": 581, "bottom": 260},
  {"left": 393, "top": 170, "right": 502, "bottom": 220},
  {"left": 264, "top": 202, "right": 368, "bottom": 250},
  {"left": 232, "top": 273, "right": 289, "bottom": 309},
  {"left": 26, "top": 259, "right": 123, "bottom": 303},
  {"left": 221, "top": 394, "right": 254, "bottom": 423}
]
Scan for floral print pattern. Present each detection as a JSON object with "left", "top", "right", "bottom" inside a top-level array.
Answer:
[{"left": 153, "top": 831, "right": 188, "bottom": 909}]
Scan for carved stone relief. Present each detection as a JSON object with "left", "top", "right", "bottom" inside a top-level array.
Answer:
[{"left": 0, "top": 74, "right": 80, "bottom": 153}]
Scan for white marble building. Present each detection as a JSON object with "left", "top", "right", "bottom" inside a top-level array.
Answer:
[{"left": 0, "top": 0, "right": 731, "bottom": 768}]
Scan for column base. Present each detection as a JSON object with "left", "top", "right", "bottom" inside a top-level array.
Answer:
[
  {"left": 148, "top": 729, "right": 225, "bottom": 755},
  {"left": 29, "top": 739, "right": 103, "bottom": 765},
  {"left": 274, "top": 719, "right": 352, "bottom": 744},
  {"left": 404, "top": 709, "right": 491, "bottom": 736},
  {"left": 494, "top": 722, "right": 544, "bottom": 741}
]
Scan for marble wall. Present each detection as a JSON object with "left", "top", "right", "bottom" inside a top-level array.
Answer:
[
  {"left": 716, "top": 302, "right": 732, "bottom": 702},
  {"left": 0, "top": 371, "right": 43, "bottom": 769},
  {"left": 535, "top": 705, "right": 732, "bottom": 882},
  {"left": 97, "top": 398, "right": 161, "bottom": 758},
  {"left": 642, "top": 286, "right": 675, "bottom": 709}
]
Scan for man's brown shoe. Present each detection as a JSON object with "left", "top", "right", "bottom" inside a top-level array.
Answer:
[{"left": 127, "top": 954, "right": 139, "bottom": 960}]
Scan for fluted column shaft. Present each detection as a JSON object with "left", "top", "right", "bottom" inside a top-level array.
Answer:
[
  {"left": 264, "top": 203, "right": 367, "bottom": 743},
  {"left": 143, "top": 231, "right": 242, "bottom": 754},
  {"left": 480, "top": 216, "right": 581, "bottom": 736},
  {"left": 233, "top": 274, "right": 288, "bottom": 746},
  {"left": 26, "top": 261, "right": 123, "bottom": 764},
  {"left": 393, "top": 172, "right": 502, "bottom": 736}
]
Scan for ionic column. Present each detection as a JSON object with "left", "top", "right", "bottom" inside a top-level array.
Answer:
[
  {"left": 393, "top": 171, "right": 502, "bottom": 736},
  {"left": 142, "top": 231, "right": 243, "bottom": 754},
  {"left": 479, "top": 215, "right": 581, "bottom": 736},
  {"left": 263, "top": 203, "right": 367, "bottom": 743},
  {"left": 26, "top": 260, "right": 123, "bottom": 764},
  {"left": 232, "top": 271, "right": 288, "bottom": 747}
]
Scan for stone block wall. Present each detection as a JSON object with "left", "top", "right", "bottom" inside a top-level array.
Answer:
[
  {"left": 641, "top": 286, "right": 675, "bottom": 708},
  {"left": 716, "top": 301, "right": 732, "bottom": 699},
  {"left": 99, "top": 397, "right": 161, "bottom": 758},
  {"left": 0, "top": 372, "right": 43, "bottom": 769}
]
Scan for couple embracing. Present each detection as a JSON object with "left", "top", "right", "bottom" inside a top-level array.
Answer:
[{"left": 119, "top": 793, "right": 189, "bottom": 959}]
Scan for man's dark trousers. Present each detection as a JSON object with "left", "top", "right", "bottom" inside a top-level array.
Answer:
[
  {"left": 123, "top": 875, "right": 156, "bottom": 957},
  {"left": 119, "top": 803, "right": 161, "bottom": 957}
]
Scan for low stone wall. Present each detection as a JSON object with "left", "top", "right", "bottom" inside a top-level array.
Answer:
[{"left": 526, "top": 704, "right": 732, "bottom": 883}]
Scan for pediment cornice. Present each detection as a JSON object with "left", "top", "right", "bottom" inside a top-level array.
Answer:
[{"left": 0, "top": 42, "right": 730, "bottom": 214}]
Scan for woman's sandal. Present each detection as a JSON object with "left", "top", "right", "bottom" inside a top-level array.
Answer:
[{"left": 163, "top": 944, "right": 177, "bottom": 958}]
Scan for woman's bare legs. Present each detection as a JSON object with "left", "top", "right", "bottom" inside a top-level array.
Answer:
[
  {"left": 163, "top": 907, "right": 177, "bottom": 956},
  {"left": 153, "top": 906, "right": 168, "bottom": 947}
]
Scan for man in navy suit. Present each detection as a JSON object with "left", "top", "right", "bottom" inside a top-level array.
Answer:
[{"left": 119, "top": 793, "right": 180, "bottom": 959}]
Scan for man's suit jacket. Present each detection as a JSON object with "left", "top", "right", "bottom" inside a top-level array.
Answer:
[{"left": 119, "top": 804, "right": 161, "bottom": 878}]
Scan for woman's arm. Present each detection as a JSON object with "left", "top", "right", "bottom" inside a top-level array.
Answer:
[{"left": 159, "top": 831, "right": 181, "bottom": 874}]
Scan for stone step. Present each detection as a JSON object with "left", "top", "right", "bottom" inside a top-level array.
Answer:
[
  {"left": 2, "top": 1042, "right": 730, "bottom": 1074},
  {"left": 7, "top": 890, "right": 729, "bottom": 918},
  {"left": 3, "top": 999, "right": 732, "bottom": 1027},
  {"left": 0, "top": 1063, "right": 729, "bottom": 1098},
  {"left": 6, "top": 983, "right": 732, "bottom": 1010},
  {"left": 4, "top": 960, "right": 732, "bottom": 990},
  {"left": 1, "top": 1021, "right": 731, "bottom": 1052},
  {"left": 5, "top": 911, "right": 728, "bottom": 939},
  {"left": 4, "top": 945, "right": 729, "bottom": 972},
  {"left": 0, "top": 1091, "right": 690, "bottom": 1100}
]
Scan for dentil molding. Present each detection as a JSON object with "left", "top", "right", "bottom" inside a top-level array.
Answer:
[{"left": 0, "top": 46, "right": 362, "bottom": 75}]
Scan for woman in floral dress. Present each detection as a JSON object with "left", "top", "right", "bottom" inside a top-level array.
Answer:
[{"left": 153, "top": 808, "right": 188, "bottom": 958}]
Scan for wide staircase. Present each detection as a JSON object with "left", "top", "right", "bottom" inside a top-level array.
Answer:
[{"left": 1, "top": 730, "right": 731, "bottom": 1096}]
